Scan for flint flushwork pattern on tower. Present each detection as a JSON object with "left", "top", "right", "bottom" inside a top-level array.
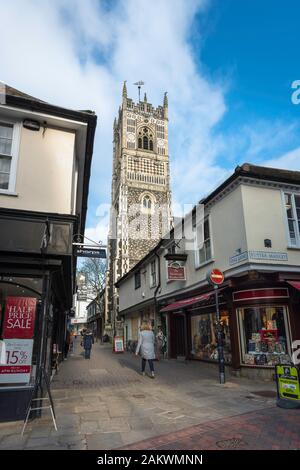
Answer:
[{"left": 105, "top": 83, "right": 172, "bottom": 334}]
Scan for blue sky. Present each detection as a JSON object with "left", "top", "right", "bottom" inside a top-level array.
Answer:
[
  {"left": 198, "top": 0, "right": 300, "bottom": 126},
  {"left": 0, "top": 0, "right": 299, "bottom": 242}
]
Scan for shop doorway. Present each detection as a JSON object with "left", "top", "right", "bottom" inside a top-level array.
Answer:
[{"left": 173, "top": 314, "right": 186, "bottom": 358}]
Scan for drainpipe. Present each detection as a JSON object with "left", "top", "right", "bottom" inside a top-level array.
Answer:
[{"left": 154, "top": 250, "right": 161, "bottom": 334}]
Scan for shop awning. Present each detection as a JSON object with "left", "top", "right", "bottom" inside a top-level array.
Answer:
[
  {"left": 287, "top": 280, "right": 300, "bottom": 291},
  {"left": 160, "top": 291, "right": 215, "bottom": 313}
]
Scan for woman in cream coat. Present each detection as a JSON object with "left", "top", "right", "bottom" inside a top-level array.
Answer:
[{"left": 135, "top": 322, "right": 156, "bottom": 378}]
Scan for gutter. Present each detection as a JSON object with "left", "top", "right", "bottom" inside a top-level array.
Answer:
[{"left": 153, "top": 250, "right": 161, "bottom": 332}]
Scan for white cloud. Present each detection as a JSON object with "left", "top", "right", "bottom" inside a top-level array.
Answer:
[
  {"left": 0, "top": 0, "right": 299, "bottom": 243},
  {"left": 264, "top": 147, "right": 300, "bottom": 171}
]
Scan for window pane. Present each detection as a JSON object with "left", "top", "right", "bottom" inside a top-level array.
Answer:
[
  {"left": 285, "top": 194, "right": 293, "bottom": 219},
  {"left": 295, "top": 195, "right": 300, "bottom": 210},
  {"left": 205, "top": 240, "right": 211, "bottom": 260},
  {"left": 204, "top": 219, "right": 210, "bottom": 240},
  {"left": 240, "top": 306, "right": 290, "bottom": 366},
  {"left": 199, "top": 247, "right": 205, "bottom": 264},
  {"left": 143, "top": 136, "right": 148, "bottom": 150},
  {"left": 286, "top": 207, "right": 293, "bottom": 219},
  {"left": 0, "top": 137, "right": 12, "bottom": 156},
  {"left": 288, "top": 219, "right": 296, "bottom": 245},
  {"left": 0, "top": 173, "right": 9, "bottom": 189},
  {"left": 196, "top": 224, "right": 203, "bottom": 249},
  {"left": 0, "top": 123, "right": 13, "bottom": 139},
  {"left": 0, "top": 156, "right": 11, "bottom": 173}
]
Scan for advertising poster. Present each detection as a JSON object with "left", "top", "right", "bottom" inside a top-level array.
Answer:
[
  {"left": 113, "top": 336, "right": 124, "bottom": 353},
  {"left": 0, "top": 339, "right": 34, "bottom": 384},
  {"left": 276, "top": 365, "right": 300, "bottom": 402},
  {"left": 2, "top": 297, "right": 37, "bottom": 339}
]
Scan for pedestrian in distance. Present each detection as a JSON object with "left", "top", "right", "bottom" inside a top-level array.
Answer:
[
  {"left": 155, "top": 326, "right": 166, "bottom": 361},
  {"left": 135, "top": 321, "right": 156, "bottom": 378},
  {"left": 64, "top": 329, "right": 71, "bottom": 360},
  {"left": 83, "top": 329, "right": 94, "bottom": 359}
]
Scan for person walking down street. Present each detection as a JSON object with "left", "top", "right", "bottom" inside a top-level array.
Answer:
[
  {"left": 64, "top": 329, "right": 71, "bottom": 359},
  {"left": 83, "top": 329, "right": 94, "bottom": 359},
  {"left": 135, "top": 322, "right": 156, "bottom": 378},
  {"left": 155, "top": 326, "right": 166, "bottom": 361}
]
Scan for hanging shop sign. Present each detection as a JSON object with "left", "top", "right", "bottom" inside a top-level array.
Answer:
[
  {"left": 113, "top": 336, "right": 124, "bottom": 353},
  {"left": 275, "top": 365, "right": 300, "bottom": 402},
  {"left": 167, "top": 262, "right": 186, "bottom": 281},
  {"left": 207, "top": 268, "right": 225, "bottom": 286},
  {"left": 3, "top": 297, "right": 37, "bottom": 339},
  {"left": 75, "top": 246, "right": 106, "bottom": 259},
  {"left": 0, "top": 339, "right": 34, "bottom": 384}
]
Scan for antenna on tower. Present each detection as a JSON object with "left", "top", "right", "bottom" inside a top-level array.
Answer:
[{"left": 133, "top": 81, "right": 145, "bottom": 102}]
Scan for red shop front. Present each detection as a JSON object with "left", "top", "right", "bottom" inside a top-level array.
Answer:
[
  {"left": 231, "top": 285, "right": 299, "bottom": 378},
  {"left": 161, "top": 282, "right": 300, "bottom": 380}
]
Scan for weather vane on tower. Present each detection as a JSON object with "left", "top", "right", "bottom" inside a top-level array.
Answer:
[{"left": 133, "top": 81, "right": 145, "bottom": 102}]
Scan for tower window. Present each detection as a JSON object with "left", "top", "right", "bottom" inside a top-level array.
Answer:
[
  {"left": 127, "top": 118, "right": 136, "bottom": 133},
  {"left": 157, "top": 124, "right": 165, "bottom": 139},
  {"left": 143, "top": 195, "right": 152, "bottom": 210},
  {"left": 138, "top": 127, "right": 154, "bottom": 151},
  {"left": 143, "top": 136, "right": 149, "bottom": 150}
]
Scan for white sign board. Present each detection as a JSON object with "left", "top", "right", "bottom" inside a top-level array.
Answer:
[
  {"left": 230, "top": 251, "right": 288, "bottom": 265},
  {"left": 0, "top": 339, "right": 33, "bottom": 384}
]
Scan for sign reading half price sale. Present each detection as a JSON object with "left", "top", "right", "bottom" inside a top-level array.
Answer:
[{"left": 3, "top": 297, "right": 37, "bottom": 339}]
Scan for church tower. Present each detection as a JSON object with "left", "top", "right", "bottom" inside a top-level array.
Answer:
[{"left": 105, "top": 83, "right": 172, "bottom": 335}]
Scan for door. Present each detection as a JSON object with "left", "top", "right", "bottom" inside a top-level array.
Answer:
[{"left": 174, "top": 315, "right": 186, "bottom": 357}]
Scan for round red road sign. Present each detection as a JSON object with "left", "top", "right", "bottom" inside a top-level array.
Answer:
[{"left": 209, "top": 268, "right": 224, "bottom": 285}]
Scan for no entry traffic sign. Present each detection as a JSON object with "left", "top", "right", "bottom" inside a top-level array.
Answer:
[{"left": 208, "top": 268, "right": 225, "bottom": 286}]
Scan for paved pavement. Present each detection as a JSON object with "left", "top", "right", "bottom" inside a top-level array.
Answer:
[
  {"left": 0, "top": 338, "right": 298, "bottom": 450},
  {"left": 119, "top": 407, "right": 300, "bottom": 450}
]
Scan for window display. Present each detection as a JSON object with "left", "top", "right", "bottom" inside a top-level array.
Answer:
[
  {"left": 238, "top": 306, "right": 291, "bottom": 366},
  {"left": 190, "top": 311, "right": 232, "bottom": 363},
  {"left": 0, "top": 278, "right": 42, "bottom": 386}
]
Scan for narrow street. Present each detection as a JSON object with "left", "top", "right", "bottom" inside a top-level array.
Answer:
[{"left": 0, "top": 337, "right": 299, "bottom": 450}]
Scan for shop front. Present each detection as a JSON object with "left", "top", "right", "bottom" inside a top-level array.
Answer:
[
  {"left": 164, "top": 290, "right": 233, "bottom": 365},
  {"left": 0, "top": 277, "right": 43, "bottom": 421},
  {"left": 162, "top": 281, "right": 299, "bottom": 379},
  {"left": 0, "top": 210, "right": 76, "bottom": 422},
  {"left": 232, "top": 287, "right": 294, "bottom": 377}
]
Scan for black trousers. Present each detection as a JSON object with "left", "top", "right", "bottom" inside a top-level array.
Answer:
[{"left": 141, "top": 358, "right": 154, "bottom": 372}]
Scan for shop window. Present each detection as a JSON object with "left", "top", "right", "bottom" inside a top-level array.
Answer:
[
  {"left": 0, "top": 277, "right": 42, "bottom": 387},
  {"left": 190, "top": 311, "right": 232, "bottom": 363},
  {"left": 238, "top": 306, "right": 291, "bottom": 366},
  {"left": 284, "top": 192, "right": 300, "bottom": 246}
]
